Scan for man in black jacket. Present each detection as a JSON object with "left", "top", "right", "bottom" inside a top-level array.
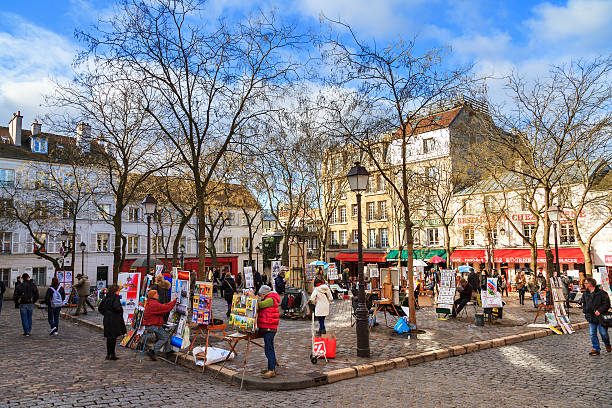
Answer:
[
  {"left": 14, "top": 273, "right": 38, "bottom": 336},
  {"left": 451, "top": 278, "right": 472, "bottom": 318},
  {"left": 582, "top": 278, "right": 611, "bottom": 355},
  {"left": 467, "top": 270, "right": 480, "bottom": 301},
  {"left": 0, "top": 280, "right": 5, "bottom": 316}
]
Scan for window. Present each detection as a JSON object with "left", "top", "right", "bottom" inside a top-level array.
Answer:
[
  {"left": 96, "top": 233, "right": 110, "bottom": 252},
  {"left": 329, "top": 208, "right": 337, "bottom": 224},
  {"left": 32, "top": 267, "right": 46, "bottom": 286},
  {"left": 425, "top": 166, "right": 438, "bottom": 180},
  {"left": 427, "top": 228, "right": 439, "bottom": 246},
  {"left": 340, "top": 231, "right": 348, "bottom": 245},
  {"left": 127, "top": 235, "right": 139, "bottom": 254},
  {"left": 226, "top": 213, "right": 234, "bottom": 226},
  {"left": 378, "top": 201, "right": 387, "bottom": 220},
  {"left": 484, "top": 195, "right": 498, "bottom": 212},
  {"left": 152, "top": 236, "right": 164, "bottom": 254},
  {"left": 337, "top": 181, "right": 345, "bottom": 198},
  {"left": 367, "top": 229, "right": 377, "bottom": 248},
  {"left": 413, "top": 230, "right": 421, "bottom": 246},
  {"left": 31, "top": 136, "right": 48, "bottom": 153},
  {"left": 489, "top": 229, "right": 498, "bottom": 246},
  {"left": 223, "top": 237, "right": 232, "bottom": 253},
  {"left": 367, "top": 177, "right": 376, "bottom": 193},
  {"left": 377, "top": 175, "right": 386, "bottom": 192},
  {"left": 241, "top": 237, "right": 250, "bottom": 252},
  {"left": 423, "top": 138, "right": 435, "bottom": 154},
  {"left": 0, "top": 198, "right": 12, "bottom": 217},
  {"left": 34, "top": 232, "right": 47, "bottom": 253},
  {"left": 463, "top": 227, "right": 475, "bottom": 246},
  {"left": 352, "top": 204, "right": 358, "bottom": 218},
  {"left": 462, "top": 199, "right": 469, "bottom": 215},
  {"left": 0, "top": 232, "right": 11, "bottom": 253},
  {"left": 97, "top": 204, "right": 111, "bottom": 220},
  {"left": 339, "top": 206, "right": 347, "bottom": 223},
  {"left": 367, "top": 202, "right": 375, "bottom": 221},
  {"left": 128, "top": 207, "right": 140, "bottom": 222},
  {"left": 523, "top": 223, "right": 536, "bottom": 242},
  {"left": 34, "top": 200, "right": 49, "bottom": 218},
  {"left": 379, "top": 228, "right": 389, "bottom": 248},
  {"left": 306, "top": 237, "right": 319, "bottom": 250},
  {"left": 560, "top": 223, "right": 575, "bottom": 245},
  {"left": 330, "top": 231, "right": 338, "bottom": 246},
  {"left": 352, "top": 229, "right": 359, "bottom": 243},
  {"left": 179, "top": 236, "right": 186, "bottom": 252},
  {"left": 0, "top": 268, "right": 9, "bottom": 288},
  {"left": 34, "top": 171, "right": 49, "bottom": 189},
  {"left": 520, "top": 194, "right": 529, "bottom": 212},
  {"left": 0, "top": 169, "right": 15, "bottom": 187},
  {"left": 62, "top": 201, "right": 74, "bottom": 219},
  {"left": 241, "top": 214, "right": 248, "bottom": 226}
]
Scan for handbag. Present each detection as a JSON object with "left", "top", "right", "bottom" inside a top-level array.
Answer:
[{"left": 598, "top": 311, "right": 612, "bottom": 328}]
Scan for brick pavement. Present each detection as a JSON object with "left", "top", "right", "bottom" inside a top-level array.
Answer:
[
  {"left": 64, "top": 292, "right": 587, "bottom": 381},
  {"left": 1, "top": 303, "right": 609, "bottom": 408}
]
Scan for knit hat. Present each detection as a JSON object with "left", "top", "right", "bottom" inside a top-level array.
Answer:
[
  {"left": 147, "top": 289, "right": 158, "bottom": 298},
  {"left": 259, "top": 285, "right": 272, "bottom": 296}
]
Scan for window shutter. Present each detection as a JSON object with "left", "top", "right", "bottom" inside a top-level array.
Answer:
[
  {"left": 47, "top": 266, "right": 55, "bottom": 285},
  {"left": 140, "top": 235, "right": 146, "bottom": 254},
  {"left": 25, "top": 236, "right": 33, "bottom": 253},
  {"left": 24, "top": 266, "right": 32, "bottom": 277},
  {"left": 12, "top": 232, "right": 19, "bottom": 254},
  {"left": 90, "top": 234, "right": 97, "bottom": 252},
  {"left": 109, "top": 233, "right": 114, "bottom": 252},
  {"left": 10, "top": 267, "right": 19, "bottom": 286}
]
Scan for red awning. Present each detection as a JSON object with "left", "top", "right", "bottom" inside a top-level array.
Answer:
[
  {"left": 336, "top": 252, "right": 387, "bottom": 262},
  {"left": 450, "top": 250, "right": 486, "bottom": 263},
  {"left": 493, "top": 248, "right": 584, "bottom": 264}
]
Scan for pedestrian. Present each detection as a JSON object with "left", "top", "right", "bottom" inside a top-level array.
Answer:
[
  {"left": 14, "top": 276, "right": 22, "bottom": 309},
  {"left": 257, "top": 285, "right": 280, "bottom": 379},
  {"left": 44, "top": 277, "right": 65, "bottom": 335},
  {"left": 451, "top": 278, "right": 472, "bottom": 318},
  {"left": 467, "top": 269, "right": 480, "bottom": 301},
  {"left": 537, "top": 270, "right": 547, "bottom": 291},
  {"left": 14, "top": 273, "right": 38, "bottom": 336},
  {"left": 0, "top": 279, "right": 5, "bottom": 316},
  {"left": 310, "top": 278, "right": 333, "bottom": 335},
  {"left": 254, "top": 269, "right": 263, "bottom": 294},
  {"left": 274, "top": 271, "right": 286, "bottom": 295},
  {"left": 560, "top": 274, "right": 572, "bottom": 309},
  {"left": 582, "top": 278, "right": 611, "bottom": 355},
  {"left": 516, "top": 272, "right": 527, "bottom": 305},
  {"left": 221, "top": 272, "right": 236, "bottom": 317},
  {"left": 528, "top": 275, "right": 540, "bottom": 308},
  {"left": 98, "top": 284, "right": 126, "bottom": 361},
  {"left": 235, "top": 272, "right": 243, "bottom": 289},
  {"left": 151, "top": 274, "right": 171, "bottom": 304},
  {"left": 212, "top": 268, "right": 221, "bottom": 297},
  {"left": 261, "top": 273, "right": 268, "bottom": 286},
  {"left": 143, "top": 289, "right": 177, "bottom": 361},
  {"left": 500, "top": 275, "right": 508, "bottom": 297},
  {"left": 73, "top": 274, "right": 95, "bottom": 315},
  {"left": 342, "top": 268, "right": 350, "bottom": 290}
]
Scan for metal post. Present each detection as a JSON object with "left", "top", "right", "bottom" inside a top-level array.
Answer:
[
  {"left": 81, "top": 247, "right": 85, "bottom": 278},
  {"left": 553, "top": 222, "right": 560, "bottom": 277},
  {"left": 355, "top": 192, "right": 370, "bottom": 357},
  {"left": 146, "top": 214, "right": 151, "bottom": 277}
]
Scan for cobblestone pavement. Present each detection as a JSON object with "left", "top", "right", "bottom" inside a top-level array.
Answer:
[
  {"left": 68, "top": 292, "right": 587, "bottom": 379},
  {"left": 1, "top": 304, "right": 609, "bottom": 407}
]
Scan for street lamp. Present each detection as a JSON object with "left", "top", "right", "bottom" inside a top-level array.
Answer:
[
  {"left": 346, "top": 162, "right": 370, "bottom": 358},
  {"left": 179, "top": 243, "right": 185, "bottom": 268},
  {"left": 79, "top": 242, "right": 86, "bottom": 280},
  {"left": 255, "top": 244, "right": 260, "bottom": 275},
  {"left": 547, "top": 204, "right": 562, "bottom": 277},
  {"left": 142, "top": 194, "right": 158, "bottom": 278}
]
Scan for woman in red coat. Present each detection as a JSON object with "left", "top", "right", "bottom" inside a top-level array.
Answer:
[{"left": 257, "top": 285, "right": 281, "bottom": 379}]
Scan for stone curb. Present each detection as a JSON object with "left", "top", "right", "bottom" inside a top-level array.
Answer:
[{"left": 61, "top": 312, "right": 587, "bottom": 391}]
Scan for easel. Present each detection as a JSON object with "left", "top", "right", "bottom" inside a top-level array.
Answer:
[
  {"left": 176, "top": 321, "right": 229, "bottom": 372},
  {"left": 549, "top": 278, "right": 574, "bottom": 334},
  {"left": 369, "top": 274, "right": 402, "bottom": 328},
  {"left": 216, "top": 332, "right": 265, "bottom": 390},
  {"left": 533, "top": 290, "right": 553, "bottom": 323}
]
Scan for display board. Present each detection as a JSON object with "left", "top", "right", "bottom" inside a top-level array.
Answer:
[
  {"left": 244, "top": 266, "right": 254, "bottom": 289},
  {"left": 327, "top": 263, "right": 338, "bottom": 281},
  {"left": 436, "top": 269, "right": 456, "bottom": 313},
  {"left": 117, "top": 272, "right": 141, "bottom": 325},
  {"left": 229, "top": 293, "right": 258, "bottom": 333},
  {"left": 367, "top": 264, "right": 379, "bottom": 278},
  {"left": 56, "top": 271, "right": 73, "bottom": 301},
  {"left": 168, "top": 268, "right": 191, "bottom": 349},
  {"left": 599, "top": 266, "right": 611, "bottom": 296},
  {"left": 550, "top": 277, "right": 574, "bottom": 334},
  {"left": 192, "top": 281, "right": 213, "bottom": 325},
  {"left": 306, "top": 264, "right": 315, "bottom": 280}
]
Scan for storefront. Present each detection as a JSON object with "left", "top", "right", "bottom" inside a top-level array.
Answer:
[
  {"left": 123, "top": 255, "right": 239, "bottom": 279},
  {"left": 334, "top": 250, "right": 387, "bottom": 278},
  {"left": 385, "top": 248, "right": 447, "bottom": 267}
]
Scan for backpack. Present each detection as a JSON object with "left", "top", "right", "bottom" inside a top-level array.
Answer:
[{"left": 50, "top": 286, "right": 63, "bottom": 308}]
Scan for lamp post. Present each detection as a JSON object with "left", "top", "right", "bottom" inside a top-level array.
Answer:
[
  {"left": 79, "top": 242, "right": 86, "bottom": 280},
  {"left": 255, "top": 244, "right": 260, "bottom": 275},
  {"left": 180, "top": 243, "right": 185, "bottom": 269},
  {"left": 142, "top": 194, "right": 158, "bottom": 279},
  {"left": 547, "top": 204, "right": 561, "bottom": 277},
  {"left": 347, "top": 162, "right": 370, "bottom": 358}
]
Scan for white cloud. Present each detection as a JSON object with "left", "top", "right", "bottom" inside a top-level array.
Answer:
[
  {"left": 0, "top": 13, "right": 77, "bottom": 127},
  {"left": 451, "top": 32, "right": 512, "bottom": 61}
]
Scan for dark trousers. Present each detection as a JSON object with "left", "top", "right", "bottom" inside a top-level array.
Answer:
[
  {"left": 19, "top": 303, "right": 33, "bottom": 334},
  {"left": 518, "top": 289, "right": 525, "bottom": 305},
  {"left": 106, "top": 337, "right": 117, "bottom": 356},
  {"left": 48, "top": 306, "right": 61, "bottom": 331},
  {"left": 452, "top": 298, "right": 469, "bottom": 317},
  {"left": 317, "top": 316, "right": 326, "bottom": 333},
  {"left": 0, "top": 297, "right": 3, "bottom": 315},
  {"left": 263, "top": 331, "right": 276, "bottom": 371}
]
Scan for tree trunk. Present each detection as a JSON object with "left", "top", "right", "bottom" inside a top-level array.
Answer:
[
  {"left": 401, "top": 134, "right": 417, "bottom": 328},
  {"left": 543, "top": 188, "right": 553, "bottom": 280},
  {"left": 281, "top": 235, "right": 290, "bottom": 265},
  {"left": 112, "top": 209, "right": 124, "bottom": 285},
  {"left": 197, "top": 201, "right": 207, "bottom": 281}
]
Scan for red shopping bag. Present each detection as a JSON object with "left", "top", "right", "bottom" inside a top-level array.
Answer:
[{"left": 313, "top": 337, "right": 336, "bottom": 358}]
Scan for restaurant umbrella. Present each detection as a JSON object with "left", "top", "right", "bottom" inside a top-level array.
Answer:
[{"left": 428, "top": 255, "right": 446, "bottom": 264}]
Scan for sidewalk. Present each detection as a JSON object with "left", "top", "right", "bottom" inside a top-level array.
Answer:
[{"left": 63, "top": 292, "right": 588, "bottom": 390}]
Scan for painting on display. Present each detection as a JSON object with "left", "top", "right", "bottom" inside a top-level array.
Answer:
[
  {"left": 117, "top": 272, "right": 141, "bottom": 325},
  {"left": 244, "top": 266, "right": 254, "bottom": 289},
  {"left": 327, "top": 264, "right": 338, "bottom": 281}
]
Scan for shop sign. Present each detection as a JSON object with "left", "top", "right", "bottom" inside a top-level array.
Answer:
[
  {"left": 605, "top": 255, "right": 612, "bottom": 266},
  {"left": 457, "top": 215, "right": 487, "bottom": 224},
  {"left": 413, "top": 218, "right": 453, "bottom": 227},
  {"left": 511, "top": 213, "right": 536, "bottom": 222}
]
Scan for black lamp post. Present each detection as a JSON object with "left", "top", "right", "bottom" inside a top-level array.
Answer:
[
  {"left": 346, "top": 162, "right": 370, "bottom": 358},
  {"left": 547, "top": 204, "right": 561, "bottom": 277},
  {"left": 142, "top": 194, "right": 158, "bottom": 278},
  {"left": 255, "top": 244, "right": 260, "bottom": 274},
  {"left": 180, "top": 243, "right": 185, "bottom": 268},
  {"left": 79, "top": 242, "right": 86, "bottom": 280}
]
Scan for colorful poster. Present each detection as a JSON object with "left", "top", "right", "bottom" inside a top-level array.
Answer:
[
  {"left": 56, "top": 271, "right": 72, "bottom": 302},
  {"left": 306, "top": 264, "right": 315, "bottom": 280},
  {"left": 486, "top": 277, "right": 497, "bottom": 296},
  {"left": 229, "top": 293, "right": 258, "bottom": 333},
  {"left": 599, "top": 266, "right": 611, "bottom": 296},
  {"left": 117, "top": 272, "right": 141, "bottom": 324},
  {"left": 244, "top": 266, "right": 254, "bottom": 289},
  {"left": 327, "top": 264, "right": 338, "bottom": 281},
  {"left": 192, "top": 281, "right": 213, "bottom": 325}
]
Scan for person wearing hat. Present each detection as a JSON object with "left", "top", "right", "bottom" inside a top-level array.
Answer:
[
  {"left": 73, "top": 273, "right": 95, "bottom": 316},
  {"left": 142, "top": 289, "right": 177, "bottom": 360},
  {"left": 257, "top": 285, "right": 281, "bottom": 379}
]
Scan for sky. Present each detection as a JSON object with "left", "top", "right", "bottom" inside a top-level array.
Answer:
[{"left": 0, "top": 0, "right": 611, "bottom": 129}]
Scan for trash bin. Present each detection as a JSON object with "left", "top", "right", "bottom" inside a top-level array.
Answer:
[{"left": 474, "top": 313, "right": 485, "bottom": 326}]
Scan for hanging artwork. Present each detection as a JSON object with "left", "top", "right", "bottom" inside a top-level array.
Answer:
[
  {"left": 192, "top": 281, "right": 213, "bottom": 325},
  {"left": 327, "top": 264, "right": 338, "bottom": 281},
  {"left": 229, "top": 293, "right": 258, "bottom": 333},
  {"left": 436, "top": 269, "right": 456, "bottom": 313},
  {"left": 117, "top": 272, "right": 141, "bottom": 325},
  {"left": 56, "top": 270, "right": 72, "bottom": 301},
  {"left": 244, "top": 266, "right": 254, "bottom": 289}
]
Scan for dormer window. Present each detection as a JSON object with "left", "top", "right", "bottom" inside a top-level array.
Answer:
[{"left": 31, "top": 136, "right": 48, "bottom": 153}]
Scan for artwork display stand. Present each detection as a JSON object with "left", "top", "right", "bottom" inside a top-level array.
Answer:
[
  {"left": 548, "top": 278, "right": 574, "bottom": 334},
  {"left": 436, "top": 270, "right": 456, "bottom": 317},
  {"left": 216, "top": 332, "right": 264, "bottom": 390}
]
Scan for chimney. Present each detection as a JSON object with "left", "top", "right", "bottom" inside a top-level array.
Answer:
[
  {"left": 8, "top": 111, "right": 23, "bottom": 146},
  {"left": 76, "top": 122, "right": 91, "bottom": 152},
  {"left": 31, "top": 119, "right": 42, "bottom": 135}
]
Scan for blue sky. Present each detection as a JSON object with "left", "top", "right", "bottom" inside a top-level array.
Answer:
[{"left": 1, "top": 0, "right": 611, "bottom": 128}]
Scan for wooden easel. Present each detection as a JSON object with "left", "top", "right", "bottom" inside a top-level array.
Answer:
[
  {"left": 177, "top": 321, "right": 229, "bottom": 372},
  {"left": 533, "top": 291, "right": 554, "bottom": 323},
  {"left": 216, "top": 332, "right": 264, "bottom": 390}
]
